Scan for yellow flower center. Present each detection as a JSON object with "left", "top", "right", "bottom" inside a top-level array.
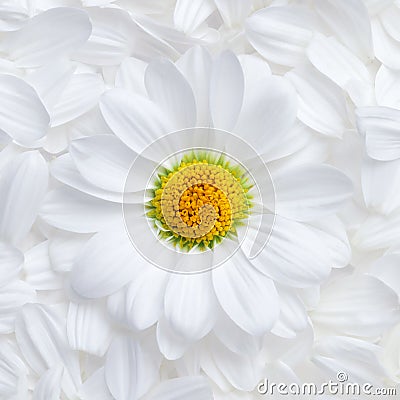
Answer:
[{"left": 147, "top": 155, "right": 252, "bottom": 251}]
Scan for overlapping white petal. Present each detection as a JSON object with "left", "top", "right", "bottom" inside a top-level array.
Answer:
[
  {"left": 312, "top": 336, "right": 386, "bottom": 384},
  {"left": 0, "top": 75, "right": 49, "bottom": 146},
  {"left": 107, "top": 267, "right": 168, "bottom": 331},
  {"left": 314, "top": 0, "right": 373, "bottom": 61},
  {"left": 246, "top": 5, "right": 321, "bottom": 66},
  {"left": 0, "top": 242, "right": 23, "bottom": 287},
  {"left": 40, "top": 186, "right": 122, "bottom": 233},
  {"left": 70, "top": 227, "right": 140, "bottom": 298},
  {"left": 307, "top": 34, "right": 373, "bottom": 106},
  {"left": 212, "top": 254, "right": 279, "bottom": 336},
  {"left": 67, "top": 301, "right": 112, "bottom": 356},
  {"left": 100, "top": 88, "right": 173, "bottom": 154},
  {"left": 1, "top": 8, "right": 92, "bottom": 67},
  {"left": 0, "top": 2, "right": 397, "bottom": 397},
  {"left": 210, "top": 51, "right": 244, "bottom": 131},
  {"left": 244, "top": 216, "right": 332, "bottom": 287},
  {"left": 286, "top": 64, "right": 350, "bottom": 138},
  {"left": 105, "top": 335, "right": 159, "bottom": 400},
  {"left": 147, "top": 376, "right": 213, "bottom": 400},
  {"left": 174, "top": 0, "right": 215, "bottom": 35},
  {"left": 311, "top": 275, "right": 400, "bottom": 337},
  {"left": 234, "top": 75, "right": 297, "bottom": 155},
  {"left": 271, "top": 164, "right": 353, "bottom": 221},
  {"left": 356, "top": 106, "right": 400, "bottom": 161},
  {"left": 15, "top": 304, "right": 81, "bottom": 397},
  {"left": 32, "top": 366, "right": 63, "bottom": 400},
  {"left": 165, "top": 272, "right": 218, "bottom": 341},
  {"left": 0, "top": 151, "right": 48, "bottom": 245},
  {"left": 145, "top": 59, "right": 197, "bottom": 130}
]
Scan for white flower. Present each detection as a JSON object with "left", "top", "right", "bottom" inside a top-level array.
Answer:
[
  {"left": 41, "top": 47, "right": 353, "bottom": 356},
  {"left": 1, "top": 0, "right": 400, "bottom": 398}
]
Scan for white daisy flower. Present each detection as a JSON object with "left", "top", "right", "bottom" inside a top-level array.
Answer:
[
  {"left": 41, "top": 47, "right": 353, "bottom": 354},
  {"left": 2, "top": 1, "right": 398, "bottom": 399}
]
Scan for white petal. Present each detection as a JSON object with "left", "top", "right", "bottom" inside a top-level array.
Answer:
[
  {"left": 51, "top": 73, "right": 104, "bottom": 127},
  {"left": 165, "top": 272, "right": 217, "bottom": 341},
  {"left": 148, "top": 377, "right": 213, "bottom": 400},
  {"left": 370, "top": 253, "right": 400, "bottom": 298},
  {"left": 0, "top": 338, "right": 28, "bottom": 398},
  {"left": 2, "top": 7, "right": 91, "bottom": 67},
  {"left": 286, "top": 64, "right": 349, "bottom": 137},
  {"left": 0, "top": 151, "right": 48, "bottom": 245},
  {"left": 174, "top": 0, "right": 215, "bottom": 34},
  {"left": 212, "top": 254, "right": 279, "bottom": 336},
  {"left": 234, "top": 76, "right": 297, "bottom": 154},
  {"left": 0, "top": 280, "right": 35, "bottom": 334},
  {"left": 0, "top": 3, "right": 28, "bottom": 31},
  {"left": 145, "top": 59, "right": 196, "bottom": 130},
  {"left": 356, "top": 106, "right": 400, "bottom": 161},
  {"left": 372, "top": 7, "right": 400, "bottom": 69},
  {"left": 0, "top": 75, "right": 49, "bottom": 146},
  {"left": 115, "top": 57, "right": 147, "bottom": 95},
  {"left": 105, "top": 336, "right": 159, "bottom": 400},
  {"left": 210, "top": 51, "right": 244, "bottom": 131},
  {"left": 76, "top": 7, "right": 178, "bottom": 66},
  {"left": 32, "top": 366, "right": 63, "bottom": 400},
  {"left": 354, "top": 211, "right": 400, "bottom": 251},
  {"left": 24, "top": 241, "right": 63, "bottom": 291},
  {"left": 215, "top": 0, "right": 251, "bottom": 27},
  {"left": 74, "top": 7, "right": 132, "bottom": 66},
  {"left": 42, "top": 125, "right": 69, "bottom": 155},
  {"left": 199, "top": 345, "right": 232, "bottom": 393},
  {"left": 363, "top": 0, "right": 392, "bottom": 15},
  {"left": 48, "top": 231, "right": 89, "bottom": 273},
  {"left": 262, "top": 121, "right": 311, "bottom": 162},
  {"left": 40, "top": 186, "right": 121, "bottom": 233},
  {"left": 375, "top": 64, "right": 400, "bottom": 109},
  {"left": 67, "top": 301, "right": 112, "bottom": 356},
  {"left": 206, "top": 338, "right": 263, "bottom": 391},
  {"left": 245, "top": 5, "right": 319, "bottom": 66},
  {"left": 272, "top": 164, "right": 353, "bottom": 221},
  {"left": 313, "top": 336, "right": 386, "bottom": 385},
  {"left": 238, "top": 53, "right": 271, "bottom": 89},
  {"left": 176, "top": 46, "right": 212, "bottom": 126},
  {"left": 309, "top": 216, "right": 352, "bottom": 269},
  {"left": 15, "top": 304, "right": 81, "bottom": 397},
  {"left": 0, "top": 241, "right": 23, "bottom": 288},
  {"left": 70, "top": 227, "right": 139, "bottom": 298},
  {"left": 362, "top": 156, "right": 400, "bottom": 214},
  {"left": 100, "top": 88, "right": 172, "bottom": 154},
  {"left": 79, "top": 367, "right": 113, "bottom": 400},
  {"left": 380, "top": 5, "right": 400, "bottom": 42},
  {"left": 243, "top": 216, "right": 331, "bottom": 287},
  {"left": 272, "top": 286, "right": 308, "bottom": 338},
  {"left": 213, "top": 311, "right": 262, "bottom": 357},
  {"left": 312, "top": 275, "right": 400, "bottom": 338},
  {"left": 307, "top": 34, "right": 373, "bottom": 106},
  {"left": 51, "top": 154, "right": 131, "bottom": 203},
  {"left": 107, "top": 268, "right": 168, "bottom": 331},
  {"left": 314, "top": 0, "right": 373, "bottom": 61},
  {"left": 70, "top": 134, "right": 136, "bottom": 193},
  {"left": 26, "top": 59, "right": 75, "bottom": 115},
  {"left": 156, "top": 317, "right": 190, "bottom": 360}
]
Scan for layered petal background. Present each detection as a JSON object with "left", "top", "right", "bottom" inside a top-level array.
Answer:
[{"left": 0, "top": 1, "right": 400, "bottom": 399}]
